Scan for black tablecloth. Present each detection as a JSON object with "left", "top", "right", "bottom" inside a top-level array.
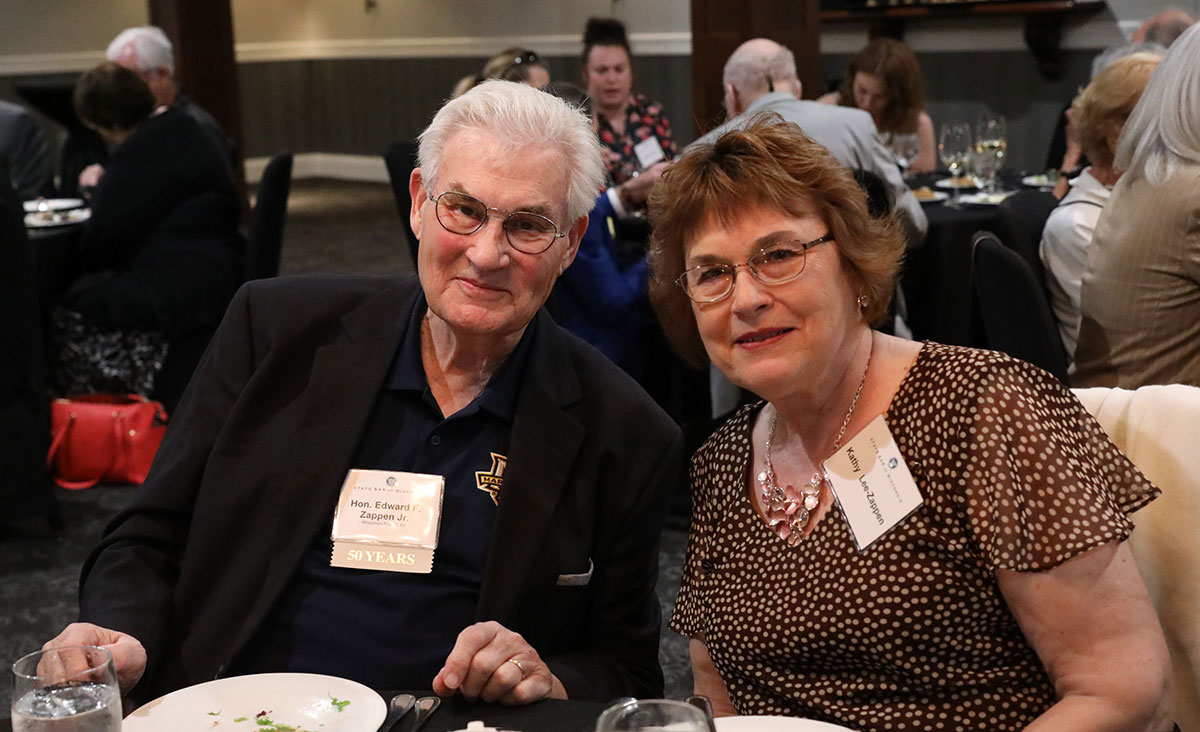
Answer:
[
  {"left": 379, "top": 691, "right": 608, "bottom": 732},
  {"left": 902, "top": 202, "right": 996, "bottom": 345}
]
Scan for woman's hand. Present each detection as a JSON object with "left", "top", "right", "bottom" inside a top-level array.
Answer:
[
  {"left": 999, "top": 541, "right": 1173, "bottom": 731},
  {"left": 433, "top": 621, "right": 566, "bottom": 705}
]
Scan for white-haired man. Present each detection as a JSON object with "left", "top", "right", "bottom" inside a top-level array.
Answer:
[
  {"left": 44, "top": 81, "right": 682, "bottom": 707},
  {"left": 695, "top": 38, "right": 927, "bottom": 243}
]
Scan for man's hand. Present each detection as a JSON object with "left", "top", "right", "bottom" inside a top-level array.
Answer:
[
  {"left": 432, "top": 621, "right": 566, "bottom": 705},
  {"left": 42, "top": 623, "right": 146, "bottom": 694},
  {"left": 78, "top": 164, "right": 105, "bottom": 196}
]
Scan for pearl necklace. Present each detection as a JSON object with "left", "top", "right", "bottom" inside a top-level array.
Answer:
[{"left": 756, "top": 336, "right": 873, "bottom": 546}]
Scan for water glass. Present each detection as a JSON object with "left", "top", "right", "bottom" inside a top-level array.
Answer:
[
  {"left": 887, "top": 133, "right": 920, "bottom": 176},
  {"left": 10, "top": 646, "right": 120, "bottom": 732},
  {"left": 595, "top": 698, "right": 710, "bottom": 732}
]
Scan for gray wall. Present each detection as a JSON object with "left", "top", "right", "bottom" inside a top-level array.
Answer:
[{"left": 237, "top": 54, "right": 694, "bottom": 160}]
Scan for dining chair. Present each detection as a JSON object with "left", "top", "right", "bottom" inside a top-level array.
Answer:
[
  {"left": 968, "top": 230, "right": 1069, "bottom": 382},
  {"left": 245, "top": 152, "right": 294, "bottom": 281},
  {"left": 383, "top": 141, "right": 420, "bottom": 268},
  {"left": 1072, "top": 384, "right": 1200, "bottom": 732},
  {"left": 992, "top": 189, "right": 1058, "bottom": 291}
]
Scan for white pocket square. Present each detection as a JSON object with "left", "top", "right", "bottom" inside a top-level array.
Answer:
[{"left": 556, "top": 558, "right": 594, "bottom": 586}]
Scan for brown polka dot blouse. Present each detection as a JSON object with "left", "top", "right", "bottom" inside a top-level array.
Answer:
[{"left": 671, "top": 343, "right": 1159, "bottom": 731}]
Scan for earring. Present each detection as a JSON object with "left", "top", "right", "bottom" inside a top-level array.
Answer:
[{"left": 857, "top": 294, "right": 869, "bottom": 311}]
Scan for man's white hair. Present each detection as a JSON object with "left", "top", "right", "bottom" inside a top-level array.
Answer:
[
  {"left": 417, "top": 79, "right": 605, "bottom": 225},
  {"left": 723, "top": 39, "right": 798, "bottom": 96},
  {"left": 1114, "top": 21, "right": 1200, "bottom": 185},
  {"left": 106, "top": 26, "right": 175, "bottom": 75}
]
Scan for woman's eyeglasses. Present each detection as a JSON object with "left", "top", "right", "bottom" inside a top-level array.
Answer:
[{"left": 675, "top": 234, "right": 833, "bottom": 303}]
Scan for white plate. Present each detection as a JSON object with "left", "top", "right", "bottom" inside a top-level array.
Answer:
[
  {"left": 24, "top": 208, "right": 91, "bottom": 228},
  {"left": 23, "top": 198, "right": 85, "bottom": 213},
  {"left": 122, "top": 672, "right": 386, "bottom": 732},
  {"left": 716, "top": 716, "right": 857, "bottom": 731},
  {"left": 935, "top": 177, "right": 978, "bottom": 190},
  {"left": 913, "top": 190, "right": 949, "bottom": 204},
  {"left": 1022, "top": 174, "right": 1054, "bottom": 188},
  {"left": 957, "top": 191, "right": 1015, "bottom": 206}
]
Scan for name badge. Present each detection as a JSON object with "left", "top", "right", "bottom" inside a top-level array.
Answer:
[
  {"left": 823, "top": 415, "right": 923, "bottom": 551},
  {"left": 633, "top": 136, "right": 665, "bottom": 169},
  {"left": 329, "top": 469, "right": 444, "bottom": 573}
]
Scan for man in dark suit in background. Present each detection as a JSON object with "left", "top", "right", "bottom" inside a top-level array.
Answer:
[{"left": 44, "top": 80, "right": 682, "bottom": 707}]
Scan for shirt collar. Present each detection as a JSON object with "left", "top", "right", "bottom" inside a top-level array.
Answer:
[{"left": 388, "top": 292, "right": 538, "bottom": 422}]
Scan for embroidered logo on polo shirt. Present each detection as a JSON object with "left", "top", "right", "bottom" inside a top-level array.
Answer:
[{"left": 475, "top": 452, "right": 507, "bottom": 505}]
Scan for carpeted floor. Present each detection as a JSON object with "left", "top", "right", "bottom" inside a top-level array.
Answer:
[{"left": 1, "top": 178, "right": 692, "bottom": 709}]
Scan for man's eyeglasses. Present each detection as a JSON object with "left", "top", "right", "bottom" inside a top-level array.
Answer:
[
  {"left": 675, "top": 234, "right": 834, "bottom": 303},
  {"left": 427, "top": 190, "right": 566, "bottom": 255}
]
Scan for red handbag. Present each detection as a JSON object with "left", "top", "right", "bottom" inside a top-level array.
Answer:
[{"left": 46, "top": 394, "right": 169, "bottom": 489}]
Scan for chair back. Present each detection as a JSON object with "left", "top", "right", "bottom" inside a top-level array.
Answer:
[
  {"left": 246, "top": 152, "right": 293, "bottom": 281},
  {"left": 994, "top": 189, "right": 1058, "bottom": 282},
  {"left": 969, "top": 230, "right": 1069, "bottom": 382},
  {"left": 383, "top": 141, "right": 420, "bottom": 268},
  {"left": 1073, "top": 385, "right": 1200, "bottom": 732}
]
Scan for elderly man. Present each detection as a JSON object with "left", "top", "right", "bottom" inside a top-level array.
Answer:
[
  {"left": 45, "top": 81, "right": 682, "bottom": 707},
  {"left": 695, "top": 38, "right": 927, "bottom": 244}
]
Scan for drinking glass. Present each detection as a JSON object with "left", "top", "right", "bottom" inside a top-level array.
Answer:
[
  {"left": 975, "top": 114, "right": 1007, "bottom": 193},
  {"left": 11, "top": 646, "right": 120, "bottom": 732},
  {"left": 938, "top": 123, "right": 971, "bottom": 208},
  {"left": 595, "top": 698, "right": 710, "bottom": 732},
  {"left": 887, "top": 133, "right": 921, "bottom": 176}
]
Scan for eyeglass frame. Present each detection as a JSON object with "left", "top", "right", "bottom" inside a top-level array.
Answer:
[
  {"left": 674, "top": 233, "right": 834, "bottom": 303},
  {"left": 425, "top": 189, "right": 568, "bottom": 255}
]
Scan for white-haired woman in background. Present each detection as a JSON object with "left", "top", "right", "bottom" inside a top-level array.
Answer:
[{"left": 1074, "top": 22, "right": 1200, "bottom": 388}]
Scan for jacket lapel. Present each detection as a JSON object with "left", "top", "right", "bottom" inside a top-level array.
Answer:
[
  {"left": 476, "top": 311, "right": 584, "bottom": 622},
  {"left": 230, "top": 280, "right": 419, "bottom": 659}
]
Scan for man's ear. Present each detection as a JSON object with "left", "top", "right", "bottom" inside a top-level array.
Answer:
[
  {"left": 558, "top": 214, "right": 588, "bottom": 276},
  {"left": 724, "top": 83, "right": 740, "bottom": 119},
  {"left": 408, "top": 169, "right": 426, "bottom": 242},
  {"left": 791, "top": 78, "right": 803, "bottom": 99}
]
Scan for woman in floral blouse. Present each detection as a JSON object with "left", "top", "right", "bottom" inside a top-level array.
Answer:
[{"left": 582, "top": 17, "right": 677, "bottom": 187}]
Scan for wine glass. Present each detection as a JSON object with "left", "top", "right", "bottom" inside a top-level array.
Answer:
[
  {"left": 594, "top": 698, "right": 710, "bottom": 732},
  {"left": 975, "top": 113, "right": 1007, "bottom": 193},
  {"left": 11, "top": 646, "right": 121, "bottom": 732},
  {"left": 938, "top": 123, "right": 971, "bottom": 208},
  {"left": 887, "top": 133, "right": 921, "bottom": 177}
]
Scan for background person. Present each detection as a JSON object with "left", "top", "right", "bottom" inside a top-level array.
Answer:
[
  {"left": 0, "top": 99, "right": 52, "bottom": 199},
  {"left": 1074, "top": 22, "right": 1200, "bottom": 389},
  {"left": 582, "top": 16, "right": 677, "bottom": 187},
  {"left": 451, "top": 47, "right": 550, "bottom": 98},
  {"left": 51, "top": 63, "right": 243, "bottom": 409},
  {"left": 71, "top": 26, "right": 231, "bottom": 195},
  {"left": 649, "top": 117, "right": 1172, "bottom": 729},
  {"left": 42, "top": 80, "right": 682, "bottom": 708},
  {"left": 818, "top": 38, "right": 936, "bottom": 173},
  {"left": 1039, "top": 52, "right": 1160, "bottom": 362}
]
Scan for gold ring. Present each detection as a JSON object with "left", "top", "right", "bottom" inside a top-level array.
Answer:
[{"left": 507, "top": 657, "right": 526, "bottom": 678}]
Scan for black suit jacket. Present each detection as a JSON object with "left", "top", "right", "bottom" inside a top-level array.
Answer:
[{"left": 78, "top": 275, "right": 683, "bottom": 704}]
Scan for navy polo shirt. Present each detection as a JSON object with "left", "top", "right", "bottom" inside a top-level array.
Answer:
[{"left": 230, "top": 294, "right": 536, "bottom": 689}]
